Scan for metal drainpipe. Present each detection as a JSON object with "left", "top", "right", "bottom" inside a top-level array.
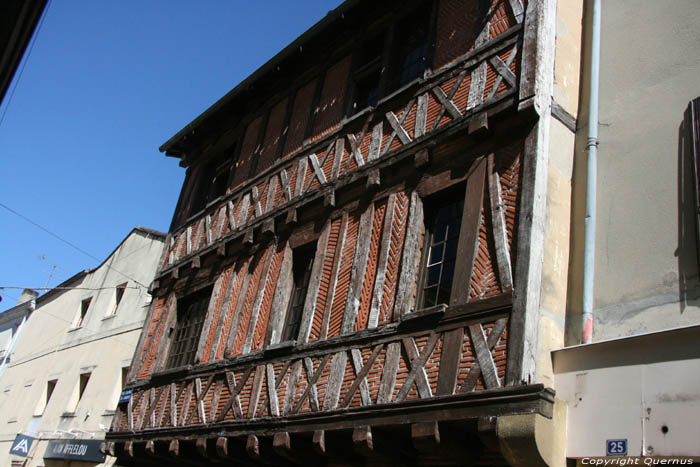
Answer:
[{"left": 582, "top": 0, "right": 601, "bottom": 344}]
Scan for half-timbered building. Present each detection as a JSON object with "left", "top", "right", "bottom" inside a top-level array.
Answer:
[{"left": 107, "top": 0, "right": 582, "bottom": 464}]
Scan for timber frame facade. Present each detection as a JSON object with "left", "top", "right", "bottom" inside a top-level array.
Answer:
[{"left": 108, "top": 0, "right": 572, "bottom": 464}]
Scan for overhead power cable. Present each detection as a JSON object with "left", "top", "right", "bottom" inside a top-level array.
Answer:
[
  {"left": 0, "top": 286, "right": 140, "bottom": 292},
  {"left": 0, "top": 202, "right": 149, "bottom": 288}
]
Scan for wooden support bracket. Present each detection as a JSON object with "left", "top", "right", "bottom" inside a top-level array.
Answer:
[
  {"left": 243, "top": 228, "right": 255, "bottom": 245},
  {"left": 352, "top": 425, "right": 374, "bottom": 457},
  {"left": 366, "top": 168, "right": 381, "bottom": 189},
  {"left": 468, "top": 111, "right": 489, "bottom": 136},
  {"left": 262, "top": 218, "right": 275, "bottom": 236},
  {"left": 414, "top": 148, "right": 430, "bottom": 168}
]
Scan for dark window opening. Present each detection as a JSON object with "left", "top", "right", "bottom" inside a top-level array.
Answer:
[
  {"left": 76, "top": 298, "right": 91, "bottom": 328},
  {"left": 166, "top": 287, "right": 211, "bottom": 369},
  {"left": 349, "top": 34, "right": 384, "bottom": 115},
  {"left": 110, "top": 283, "right": 127, "bottom": 316},
  {"left": 390, "top": 4, "right": 432, "bottom": 91},
  {"left": 46, "top": 379, "right": 57, "bottom": 406},
  {"left": 191, "top": 154, "right": 232, "bottom": 215},
  {"left": 121, "top": 367, "right": 129, "bottom": 390},
  {"left": 78, "top": 372, "right": 91, "bottom": 403},
  {"left": 353, "top": 69, "right": 382, "bottom": 112},
  {"left": 281, "top": 243, "right": 316, "bottom": 342},
  {"left": 418, "top": 193, "right": 464, "bottom": 309}
]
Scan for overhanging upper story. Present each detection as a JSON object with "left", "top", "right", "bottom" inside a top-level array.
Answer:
[{"left": 107, "top": 0, "right": 569, "bottom": 465}]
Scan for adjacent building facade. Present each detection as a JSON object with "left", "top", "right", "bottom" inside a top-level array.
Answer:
[
  {"left": 0, "top": 227, "right": 165, "bottom": 466},
  {"left": 107, "top": 0, "right": 582, "bottom": 464},
  {"left": 0, "top": 290, "right": 38, "bottom": 380},
  {"left": 555, "top": 0, "right": 700, "bottom": 460}
]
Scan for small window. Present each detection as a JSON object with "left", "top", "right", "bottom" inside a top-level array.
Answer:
[
  {"left": 281, "top": 243, "right": 316, "bottom": 342},
  {"left": 349, "top": 34, "right": 384, "bottom": 115},
  {"left": 110, "top": 283, "right": 127, "bottom": 316},
  {"left": 165, "top": 288, "right": 211, "bottom": 369},
  {"left": 121, "top": 367, "right": 129, "bottom": 390},
  {"left": 75, "top": 298, "right": 92, "bottom": 328},
  {"left": 389, "top": 4, "right": 432, "bottom": 91},
  {"left": 34, "top": 379, "right": 58, "bottom": 416},
  {"left": 46, "top": 379, "right": 57, "bottom": 406},
  {"left": 418, "top": 194, "right": 464, "bottom": 309},
  {"left": 78, "top": 373, "right": 91, "bottom": 402},
  {"left": 188, "top": 153, "right": 233, "bottom": 217}
]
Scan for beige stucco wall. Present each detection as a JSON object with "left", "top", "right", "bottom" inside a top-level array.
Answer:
[
  {"left": 0, "top": 229, "right": 163, "bottom": 467},
  {"left": 568, "top": 0, "right": 700, "bottom": 344},
  {"left": 533, "top": 0, "right": 582, "bottom": 388}
]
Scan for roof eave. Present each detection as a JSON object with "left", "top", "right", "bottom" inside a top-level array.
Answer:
[{"left": 158, "top": 0, "right": 362, "bottom": 158}]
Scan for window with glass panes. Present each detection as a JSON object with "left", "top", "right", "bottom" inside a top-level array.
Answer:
[
  {"left": 419, "top": 197, "right": 464, "bottom": 308},
  {"left": 166, "top": 288, "right": 211, "bottom": 368},
  {"left": 281, "top": 243, "right": 316, "bottom": 342}
]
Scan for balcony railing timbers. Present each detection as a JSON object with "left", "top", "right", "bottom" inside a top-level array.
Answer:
[
  {"left": 157, "top": 23, "right": 525, "bottom": 278},
  {"left": 111, "top": 293, "right": 556, "bottom": 440}
]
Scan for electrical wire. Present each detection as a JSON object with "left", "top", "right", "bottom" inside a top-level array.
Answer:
[
  {"left": 0, "top": 202, "right": 149, "bottom": 288},
  {"left": 0, "top": 286, "right": 140, "bottom": 292}
]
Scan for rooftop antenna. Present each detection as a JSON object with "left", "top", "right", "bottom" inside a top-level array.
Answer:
[{"left": 38, "top": 255, "right": 68, "bottom": 288}]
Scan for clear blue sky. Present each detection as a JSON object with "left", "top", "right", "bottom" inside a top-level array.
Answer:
[{"left": 0, "top": 1, "right": 342, "bottom": 310}]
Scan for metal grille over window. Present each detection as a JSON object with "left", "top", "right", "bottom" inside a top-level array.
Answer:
[
  {"left": 420, "top": 199, "right": 464, "bottom": 308},
  {"left": 166, "top": 288, "right": 211, "bottom": 368}
]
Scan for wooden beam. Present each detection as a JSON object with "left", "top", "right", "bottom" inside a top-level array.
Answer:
[
  {"left": 366, "top": 168, "right": 381, "bottom": 189},
  {"left": 430, "top": 70, "right": 467, "bottom": 131},
  {"left": 319, "top": 213, "right": 348, "bottom": 340},
  {"left": 415, "top": 93, "right": 428, "bottom": 139},
  {"left": 208, "top": 264, "right": 239, "bottom": 362},
  {"left": 341, "top": 202, "right": 375, "bottom": 334},
  {"left": 368, "top": 193, "right": 397, "bottom": 328},
  {"left": 487, "top": 153, "right": 513, "bottom": 291},
  {"left": 224, "top": 257, "right": 255, "bottom": 358},
  {"left": 393, "top": 191, "right": 424, "bottom": 320},
  {"left": 450, "top": 157, "right": 486, "bottom": 306},
  {"left": 265, "top": 244, "right": 293, "bottom": 346},
  {"left": 395, "top": 333, "right": 439, "bottom": 401},
  {"left": 342, "top": 345, "right": 382, "bottom": 408},
  {"left": 411, "top": 421, "right": 440, "bottom": 453},
  {"left": 195, "top": 274, "right": 227, "bottom": 364},
  {"left": 296, "top": 219, "right": 331, "bottom": 343},
  {"left": 414, "top": 147, "right": 430, "bottom": 168},
  {"left": 352, "top": 425, "right": 374, "bottom": 458},
  {"left": 437, "top": 157, "right": 486, "bottom": 396},
  {"left": 216, "top": 368, "right": 253, "bottom": 422},
  {"left": 247, "top": 365, "right": 266, "bottom": 418},
  {"left": 323, "top": 351, "right": 347, "bottom": 411},
  {"left": 377, "top": 341, "right": 401, "bottom": 404},
  {"left": 467, "top": 21, "right": 489, "bottom": 111},
  {"left": 291, "top": 354, "right": 332, "bottom": 414},
  {"left": 293, "top": 158, "right": 308, "bottom": 198},
  {"left": 243, "top": 246, "right": 276, "bottom": 354},
  {"left": 461, "top": 317, "right": 508, "bottom": 392},
  {"left": 383, "top": 98, "right": 415, "bottom": 155}
]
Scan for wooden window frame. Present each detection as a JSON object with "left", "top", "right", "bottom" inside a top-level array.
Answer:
[
  {"left": 416, "top": 186, "right": 465, "bottom": 310},
  {"left": 74, "top": 297, "right": 92, "bottom": 329},
  {"left": 346, "top": 0, "right": 437, "bottom": 117},
  {"left": 164, "top": 287, "right": 212, "bottom": 370},
  {"left": 280, "top": 242, "right": 317, "bottom": 343}
]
